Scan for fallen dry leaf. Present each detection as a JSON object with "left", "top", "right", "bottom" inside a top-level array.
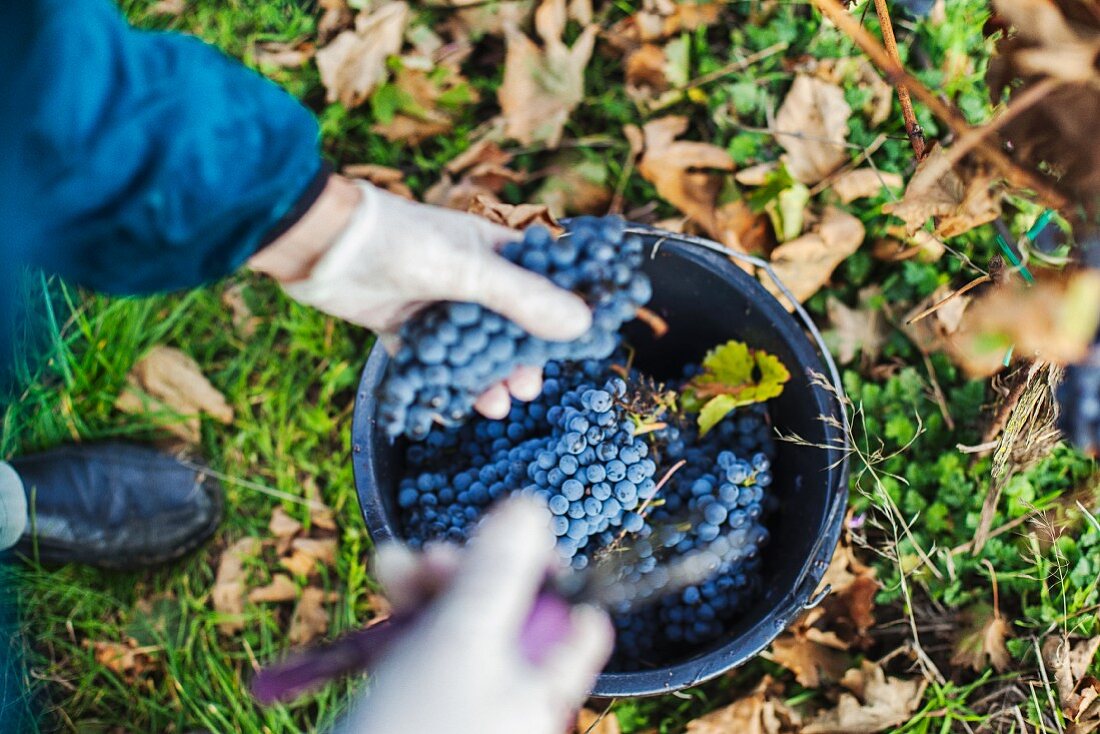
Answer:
[
  {"left": 269, "top": 507, "right": 302, "bottom": 555},
  {"left": 761, "top": 207, "right": 865, "bottom": 307},
  {"left": 371, "top": 64, "right": 477, "bottom": 145},
  {"left": 426, "top": 140, "right": 524, "bottom": 211},
  {"left": 607, "top": 0, "right": 721, "bottom": 49},
  {"left": 439, "top": 0, "right": 534, "bottom": 39},
  {"left": 317, "top": 0, "right": 354, "bottom": 43},
  {"left": 576, "top": 707, "right": 621, "bottom": 734},
  {"left": 316, "top": 2, "right": 409, "bottom": 108},
  {"left": 882, "top": 145, "right": 1001, "bottom": 237},
  {"left": 1045, "top": 635, "right": 1100, "bottom": 703},
  {"left": 88, "top": 639, "right": 156, "bottom": 680},
  {"left": 735, "top": 163, "right": 778, "bottom": 187},
  {"left": 288, "top": 587, "right": 330, "bottom": 645},
  {"left": 950, "top": 269, "right": 1100, "bottom": 377},
  {"left": 685, "top": 676, "right": 798, "bottom": 734},
  {"left": 625, "top": 43, "right": 672, "bottom": 100},
  {"left": 115, "top": 345, "right": 234, "bottom": 444},
  {"left": 952, "top": 604, "right": 1011, "bottom": 673},
  {"left": 768, "top": 630, "right": 851, "bottom": 688},
  {"left": 469, "top": 196, "right": 563, "bottom": 234},
  {"left": 534, "top": 153, "right": 611, "bottom": 217},
  {"left": 343, "top": 163, "right": 414, "bottom": 199},
  {"left": 635, "top": 116, "right": 735, "bottom": 237},
  {"left": 807, "top": 57, "right": 893, "bottom": 128},
  {"left": 830, "top": 168, "right": 903, "bottom": 203},
  {"left": 498, "top": 0, "right": 598, "bottom": 146},
  {"left": 211, "top": 537, "right": 260, "bottom": 635},
  {"left": 306, "top": 480, "right": 338, "bottom": 532},
  {"left": 775, "top": 75, "right": 852, "bottom": 185},
  {"left": 149, "top": 0, "right": 185, "bottom": 15},
  {"left": 292, "top": 537, "right": 338, "bottom": 567},
  {"left": 988, "top": 0, "right": 1100, "bottom": 230},
  {"left": 221, "top": 282, "right": 259, "bottom": 338},
  {"left": 248, "top": 574, "right": 298, "bottom": 604},
  {"left": 826, "top": 291, "right": 886, "bottom": 366},
  {"left": 802, "top": 661, "right": 927, "bottom": 734},
  {"left": 281, "top": 550, "right": 318, "bottom": 577},
  {"left": 252, "top": 40, "right": 315, "bottom": 68}
]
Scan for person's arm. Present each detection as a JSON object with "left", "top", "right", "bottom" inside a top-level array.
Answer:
[{"left": 7, "top": 0, "right": 323, "bottom": 294}]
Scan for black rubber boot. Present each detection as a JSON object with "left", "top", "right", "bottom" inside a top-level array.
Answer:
[{"left": 11, "top": 442, "right": 223, "bottom": 570}]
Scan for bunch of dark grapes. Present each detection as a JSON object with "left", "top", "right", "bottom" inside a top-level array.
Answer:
[
  {"left": 525, "top": 378, "right": 658, "bottom": 569},
  {"left": 379, "top": 217, "right": 651, "bottom": 439},
  {"left": 1057, "top": 336, "right": 1100, "bottom": 455},
  {"left": 395, "top": 353, "right": 777, "bottom": 668}
]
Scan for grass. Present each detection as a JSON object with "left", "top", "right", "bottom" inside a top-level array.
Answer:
[{"left": 2, "top": 0, "right": 1097, "bottom": 731}]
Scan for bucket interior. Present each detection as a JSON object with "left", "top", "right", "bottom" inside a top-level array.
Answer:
[{"left": 352, "top": 231, "right": 848, "bottom": 697}]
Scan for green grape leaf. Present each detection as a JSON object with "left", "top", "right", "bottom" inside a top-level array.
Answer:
[
  {"left": 683, "top": 339, "right": 791, "bottom": 435},
  {"left": 697, "top": 395, "right": 738, "bottom": 436}
]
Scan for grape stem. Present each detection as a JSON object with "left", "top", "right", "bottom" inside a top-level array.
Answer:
[{"left": 610, "top": 459, "right": 687, "bottom": 550}]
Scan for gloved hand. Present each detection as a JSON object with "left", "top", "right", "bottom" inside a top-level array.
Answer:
[
  {"left": 273, "top": 178, "right": 593, "bottom": 417},
  {"left": 336, "top": 498, "right": 614, "bottom": 734}
]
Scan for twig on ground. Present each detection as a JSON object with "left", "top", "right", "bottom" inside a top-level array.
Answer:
[
  {"left": 808, "top": 133, "right": 889, "bottom": 196},
  {"left": 905, "top": 273, "right": 991, "bottom": 325},
  {"left": 810, "top": 0, "right": 1070, "bottom": 211},
  {"left": 944, "top": 77, "right": 1062, "bottom": 169},
  {"left": 684, "top": 41, "right": 789, "bottom": 89},
  {"left": 870, "top": 0, "right": 926, "bottom": 160}
]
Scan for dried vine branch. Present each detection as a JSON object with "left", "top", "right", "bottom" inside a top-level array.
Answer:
[
  {"left": 811, "top": 0, "right": 1069, "bottom": 211},
  {"left": 871, "top": 0, "right": 926, "bottom": 160}
]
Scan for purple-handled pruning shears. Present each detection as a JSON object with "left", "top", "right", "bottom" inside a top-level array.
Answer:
[
  {"left": 252, "top": 526, "right": 717, "bottom": 705},
  {"left": 253, "top": 579, "right": 581, "bottom": 705}
]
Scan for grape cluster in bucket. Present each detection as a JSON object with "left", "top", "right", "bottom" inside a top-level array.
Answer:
[{"left": 383, "top": 216, "right": 782, "bottom": 666}]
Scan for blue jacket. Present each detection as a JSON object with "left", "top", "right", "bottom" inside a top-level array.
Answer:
[{"left": 1, "top": 0, "right": 324, "bottom": 368}]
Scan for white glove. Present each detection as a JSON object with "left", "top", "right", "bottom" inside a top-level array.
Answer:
[
  {"left": 337, "top": 498, "right": 614, "bottom": 734},
  {"left": 282, "top": 181, "right": 592, "bottom": 416}
]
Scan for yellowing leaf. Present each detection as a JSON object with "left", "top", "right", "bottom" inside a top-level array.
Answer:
[
  {"left": 775, "top": 75, "right": 852, "bottom": 185},
  {"left": 498, "top": 0, "right": 597, "bottom": 146},
  {"left": 315, "top": 2, "right": 409, "bottom": 108},
  {"left": 685, "top": 340, "right": 790, "bottom": 434}
]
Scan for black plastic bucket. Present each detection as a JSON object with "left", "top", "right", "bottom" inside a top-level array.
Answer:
[{"left": 351, "top": 226, "right": 849, "bottom": 697}]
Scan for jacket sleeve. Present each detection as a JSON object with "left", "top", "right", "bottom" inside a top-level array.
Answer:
[{"left": 9, "top": 0, "right": 325, "bottom": 295}]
